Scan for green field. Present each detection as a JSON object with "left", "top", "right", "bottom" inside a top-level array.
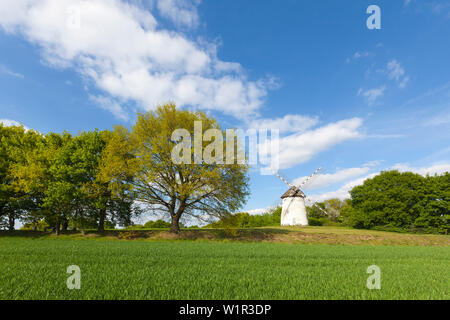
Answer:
[{"left": 1, "top": 234, "right": 449, "bottom": 300}]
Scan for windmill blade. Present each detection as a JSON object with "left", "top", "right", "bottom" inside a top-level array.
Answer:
[
  {"left": 305, "top": 197, "right": 329, "bottom": 216},
  {"left": 297, "top": 167, "right": 323, "bottom": 189},
  {"left": 273, "top": 170, "right": 295, "bottom": 188}
]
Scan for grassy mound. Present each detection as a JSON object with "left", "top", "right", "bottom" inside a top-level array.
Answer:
[{"left": 2, "top": 226, "right": 449, "bottom": 246}]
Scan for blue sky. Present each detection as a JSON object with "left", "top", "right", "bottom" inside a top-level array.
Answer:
[{"left": 0, "top": 0, "right": 449, "bottom": 216}]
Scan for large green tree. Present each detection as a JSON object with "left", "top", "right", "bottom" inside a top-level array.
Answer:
[
  {"left": 0, "top": 124, "right": 41, "bottom": 230},
  {"left": 14, "top": 130, "right": 139, "bottom": 234},
  {"left": 102, "top": 104, "right": 250, "bottom": 233},
  {"left": 14, "top": 132, "right": 80, "bottom": 234},
  {"left": 342, "top": 170, "right": 449, "bottom": 233},
  {"left": 76, "top": 130, "right": 139, "bottom": 231}
]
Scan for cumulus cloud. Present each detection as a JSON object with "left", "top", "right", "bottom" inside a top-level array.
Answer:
[
  {"left": 293, "top": 166, "right": 371, "bottom": 190},
  {"left": 0, "top": 119, "right": 30, "bottom": 130},
  {"left": 247, "top": 206, "right": 276, "bottom": 216},
  {"left": 390, "top": 163, "right": 450, "bottom": 176},
  {"left": 0, "top": 0, "right": 270, "bottom": 120},
  {"left": 248, "top": 114, "right": 318, "bottom": 134},
  {"left": 308, "top": 173, "right": 377, "bottom": 202},
  {"left": 156, "top": 0, "right": 200, "bottom": 28},
  {"left": 89, "top": 95, "right": 129, "bottom": 121},
  {"left": 308, "top": 162, "right": 450, "bottom": 202},
  {"left": 261, "top": 118, "right": 363, "bottom": 169}
]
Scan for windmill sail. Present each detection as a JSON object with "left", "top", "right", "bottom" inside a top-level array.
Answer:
[
  {"left": 273, "top": 170, "right": 294, "bottom": 188},
  {"left": 273, "top": 167, "right": 325, "bottom": 226},
  {"left": 297, "top": 167, "right": 323, "bottom": 189}
]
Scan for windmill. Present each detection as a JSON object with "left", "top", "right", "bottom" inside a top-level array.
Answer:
[{"left": 273, "top": 168, "right": 326, "bottom": 226}]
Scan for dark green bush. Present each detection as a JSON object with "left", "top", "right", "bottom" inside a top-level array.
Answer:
[{"left": 308, "top": 217, "right": 323, "bottom": 226}]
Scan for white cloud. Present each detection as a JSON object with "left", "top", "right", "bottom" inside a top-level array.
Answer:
[
  {"left": 387, "top": 60, "right": 404, "bottom": 81},
  {"left": 246, "top": 206, "right": 276, "bottom": 216},
  {"left": 248, "top": 114, "right": 318, "bottom": 134},
  {"left": 431, "top": 3, "right": 450, "bottom": 16},
  {"left": 346, "top": 51, "right": 370, "bottom": 63},
  {"left": 0, "top": 119, "right": 30, "bottom": 130},
  {"left": 0, "top": 0, "right": 271, "bottom": 120},
  {"left": 358, "top": 86, "right": 386, "bottom": 105},
  {"left": 365, "top": 133, "right": 406, "bottom": 139},
  {"left": 354, "top": 51, "right": 370, "bottom": 59},
  {"left": 89, "top": 95, "right": 129, "bottom": 121},
  {"left": 386, "top": 59, "right": 409, "bottom": 88},
  {"left": 293, "top": 166, "right": 371, "bottom": 190},
  {"left": 308, "top": 173, "right": 377, "bottom": 202},
  {"left": 424, "top": 111, "right": 450, "bottom": 126},
  {"left": 390, "top": 163, "right": 450, "bottom": 176},
  {"left": 399, "top": 76, "right": 410, "bottom": 89},
  {"left": 156, "top": 0, "right": 200, "bottom": 28},
  {"left": 0, "top": 64, "right": 24, "bottom": 79},
  {"left": 263, "top": 118, "right": 363, "bottom": 169},
  {"left": 358, "top": 60, "right": 409, "bottom": 105},
  {"left": 309, "top": 162, "right": 450, "bottom": 202},
  {"left": 362, "top": 160, "right": 383, "bottom": 168}
]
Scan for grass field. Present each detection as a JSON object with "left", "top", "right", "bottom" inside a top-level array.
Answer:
[{"left": 1, "top": 228, "right": 449, "bottom": 300}]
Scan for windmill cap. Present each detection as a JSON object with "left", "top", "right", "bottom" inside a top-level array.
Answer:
[{"left": 281, "top": 186, "right": 306, "bottom": 199}]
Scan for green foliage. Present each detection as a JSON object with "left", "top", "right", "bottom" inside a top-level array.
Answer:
[
  {"left": 144, "top": 219, "right": 172, "bottom": 228},
  {"left": 307, "top": 217, "right": 324, "bottom": 226},
  {"left": 1, "top": 106, "right": 250, "bottom": 234},
  {"left": 20, "top": 219, "right": 49, "bottom": 231},
  {"left": 343, "top": 170, "right": 449, "bottom": 234},
  {"left": 101, "top": 104, "right": 250, "bottom": 233},
  {"left": 306, "top": 198, "right": 348, "bottom": 226},
  {"left": 0, "top": 124, "right": 42, "bottom": 230},
  {"left": 6, "top": 126, "right": 139, "bottom": 234},
  {"left": 206, "top": 207, "right": 281, "bottom": 228}
]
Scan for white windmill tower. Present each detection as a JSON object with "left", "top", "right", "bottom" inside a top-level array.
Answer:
[{"left": 274, "top": 168, "right": 325, "bottom": 226}]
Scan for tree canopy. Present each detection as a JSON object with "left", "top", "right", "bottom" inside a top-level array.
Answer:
[
  {"left": 101, "top": 104, "right": 250, "bottom": 233},
  {"left": 0, "top": 124, "right": 42, "bottom": 230},
  {"left": 3, "top": 127, "right": 140, "bottom": 233},
  {"left": 1, "top": 104, "right": 250, "bottom": 234},
  {"left": 342, "top": 170, "right": 449, "bottom": 234}
]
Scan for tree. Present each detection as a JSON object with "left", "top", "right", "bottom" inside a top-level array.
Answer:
[
  {"left": 102, "top": 104, "right": 250, "bottom": 233},
  {"left": 343, "top": 170, "right": 449, "bottom": 233},
  {"left": 13, "top": 132, "right": 80, "bottom": 235},
  {"left": 74, "top": 130, "right": 139, "bottom": 231},
  {"left": 0, "top": 124, "right": 41, "bottom": 230},
  {"left": 13, "top": 129, "right": 140, "bottom": 234},
  {"left": 414, "top": 172, "right": 450, "bottom": 233}
]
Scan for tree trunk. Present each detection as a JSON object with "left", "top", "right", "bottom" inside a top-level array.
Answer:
[
  {"left": 0, "top": 204, "right": 4, "bottom": 224},
  {"left": 170, "top": 214, "right": 181, "bottom": 233},
  {"left": 98, "top": 208, "right": 106, "bottom": 232},
  {"left": 55, "top": 221, "right": 60, "bottom": 236},
  {"left": 8, "top": 213, "right": 15, "bottom": 231},
  {"left": 62, "top": 219, "right": 68, "bottom": 232}
]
